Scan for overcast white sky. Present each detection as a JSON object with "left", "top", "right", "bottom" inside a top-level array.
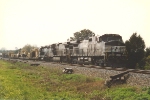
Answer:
[{"left": 0, "top": 0, "right": 150, "bottom": 50}]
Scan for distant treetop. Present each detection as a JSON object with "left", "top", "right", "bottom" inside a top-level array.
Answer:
[{"left": 70, "top": 29, "right": 95, "bottom": 41}]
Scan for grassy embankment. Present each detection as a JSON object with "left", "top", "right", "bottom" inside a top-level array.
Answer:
[{"left": 0, "top": 60, "right": 150, "bottom": 100}]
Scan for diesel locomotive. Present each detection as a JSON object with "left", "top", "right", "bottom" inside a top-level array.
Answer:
[{"left": 39, "top": 34, "right": 127, "bottom": 67}]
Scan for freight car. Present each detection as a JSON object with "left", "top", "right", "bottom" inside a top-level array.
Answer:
[
  {"left": 39, "top": 34, "right": 127, "bottom": 67},
  {"left": 6, "top": 48, "right": 39, "bottom": 60}
]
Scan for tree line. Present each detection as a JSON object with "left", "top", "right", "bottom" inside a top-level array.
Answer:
[{"left": 125, "top": 33, "right": 150, "bottom": 69}]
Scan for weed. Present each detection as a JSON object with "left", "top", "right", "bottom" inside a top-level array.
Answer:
[{"left": 0, "top": 60, "right": 150, "bottom": 100}]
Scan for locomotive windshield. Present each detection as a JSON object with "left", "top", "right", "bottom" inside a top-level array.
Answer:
[
  {"left": 107, "top": 37, "right": 123, "bottom": 42},
  {"left": 99, "top": 34, "right": 123, "bottom": 42}
]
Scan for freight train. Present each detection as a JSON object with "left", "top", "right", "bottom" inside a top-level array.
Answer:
[
  {"left": 39, "top": 34, "right": 127, "bottom": 67},
  {"left": 1, "top": 34, "right": 126, "bottom": 67}
]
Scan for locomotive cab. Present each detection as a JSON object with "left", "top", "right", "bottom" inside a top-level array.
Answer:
[
  {"left": 100, "top": 34, "right": 127, "bottom": 67},
  {"left": 39, "top": 46, "right": 51, "bottom": 61}
]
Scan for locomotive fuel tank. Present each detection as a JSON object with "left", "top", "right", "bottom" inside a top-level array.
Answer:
[
  {"left": 77, "top": 57, "right": 92, "bottom": 65},
  {"left": 53, "top": 57, "right": 60, "bottom": 62}
]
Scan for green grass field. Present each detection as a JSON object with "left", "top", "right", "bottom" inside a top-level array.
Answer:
[{"left": 0, "top": 60, "right": 150, "bottom": 100}]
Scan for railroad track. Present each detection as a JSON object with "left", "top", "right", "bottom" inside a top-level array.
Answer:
[{"left": 1, "top": 58, "right": 150, "bottom": 74}]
